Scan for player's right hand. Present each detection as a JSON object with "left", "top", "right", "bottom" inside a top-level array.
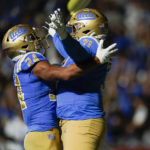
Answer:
[
  {"left": 96, "top": 39, "right": 118, "bottom": 64},
  {"left": 45, "top": 8, "right": 68, "bottom": 40}
]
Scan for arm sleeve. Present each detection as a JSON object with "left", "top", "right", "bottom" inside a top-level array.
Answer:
[
  {"left": 53, "top": 33, "right": 93, "bottom": 64},
  {"left": 53, "top": 33, "right": 69, "bottom": 59}
]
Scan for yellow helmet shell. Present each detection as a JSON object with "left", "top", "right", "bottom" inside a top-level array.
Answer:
[
  {"left": 67, "top": 8, "right": 108, "bottom": 39},
  {"left": 2, "top": 24, "right": 40, "bottom": 59}
]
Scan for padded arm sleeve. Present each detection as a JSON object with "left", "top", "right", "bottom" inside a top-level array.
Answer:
[{"left": 53, "top": 33, "right": 92, "bottom": 64}]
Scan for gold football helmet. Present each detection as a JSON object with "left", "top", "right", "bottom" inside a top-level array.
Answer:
[
  {"left": 2, "top": 24, "right": 50, "bottom": 59},
  {"left": 67, "top": 8, "right": 108, "bottom": 39}
]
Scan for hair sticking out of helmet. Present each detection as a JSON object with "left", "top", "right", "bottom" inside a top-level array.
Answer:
[{"left": 67, "top": 8, "right": 108, "bottom": 40}]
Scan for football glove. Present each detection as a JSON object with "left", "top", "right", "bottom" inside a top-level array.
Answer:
[
  {"left": 45, "top": 8, "right": 68, "bottom": 40},
  {"left": 96, "top": 39, "right": 118, "bottom": 64}
]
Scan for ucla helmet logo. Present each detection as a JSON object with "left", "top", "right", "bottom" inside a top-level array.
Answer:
[
  {"left": 77, "top": 11, "right": 96, "bottom": 21},
  {"left": 9, "top": 27, "right": 28, "bottom": 42}
]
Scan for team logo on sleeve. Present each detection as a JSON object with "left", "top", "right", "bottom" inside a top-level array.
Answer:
[
  {"left": 9, "top": 27, "right": 28, "bottom": 42},
  {"left": 77, "top": 11, "right": 96, "bottom": 21}
]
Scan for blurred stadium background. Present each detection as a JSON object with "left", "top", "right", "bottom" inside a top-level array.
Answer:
[{"left": 0, "top": 0, "right": 150, "bottom": 150}]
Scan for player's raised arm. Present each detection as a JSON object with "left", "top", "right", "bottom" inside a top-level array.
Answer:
[
  {"left": 45, "top": 9, "right": 118, "bottom": 65},
  {"left": 45, "top": 9, "right": 92, "bottom": 64},
  {"left": 33, "top": 39, "right": 117, "bottom": 81}
]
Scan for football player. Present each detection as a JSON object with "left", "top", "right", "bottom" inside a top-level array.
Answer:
[
  {"left": 46, "top": 8, "right": 117, "bottom": 150},
  {"left": 2, "top": 24, "right": 117, "bottom": 150}
]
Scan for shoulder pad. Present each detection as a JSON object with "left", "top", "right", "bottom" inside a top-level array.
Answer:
[
  {"left": 16, "top": 52, "right": 47, "bottom": 72},
  {"left": 79, "top": 36, "right": 99, "bottom": 57}
]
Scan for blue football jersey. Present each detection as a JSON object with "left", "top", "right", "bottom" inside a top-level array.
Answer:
[
  {"left": 13, "top": 52, "right": 57, "bottom": 132},
  {"left": 53, "top": 34, "right": 110, "bottom": 120}
]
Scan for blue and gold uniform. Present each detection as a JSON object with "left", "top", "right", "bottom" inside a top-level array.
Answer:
[
  {"left": 13, "top": 52, "right": 61, "bottom": 150},
  {"left": 53, "top": 34, "right": 108, "bottom": 150}
]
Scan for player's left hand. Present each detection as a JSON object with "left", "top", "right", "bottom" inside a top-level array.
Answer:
[
  {"left": 96, "top": 39, "right": 118, "bottom": 64},
  {"left": 45, "top": 8, "right": 68, "bottom": 40}
]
